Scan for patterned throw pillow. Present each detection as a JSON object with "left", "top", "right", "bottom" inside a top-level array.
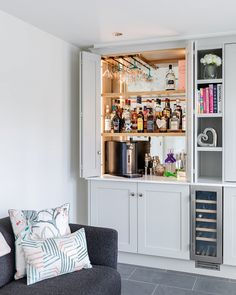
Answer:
[
  {"left": 22, "top": 228, "right": 92, "bottom": 285},
  {"left": 0, "top": 232, "right": 11, "bottom": 257},
  {"left": 8, "top": 204, "right": 70, "bottom": 280}
]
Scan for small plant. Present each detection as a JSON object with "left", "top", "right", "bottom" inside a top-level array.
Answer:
[{"left": 200, "top": 54, "right": 222, "bottom": 66}]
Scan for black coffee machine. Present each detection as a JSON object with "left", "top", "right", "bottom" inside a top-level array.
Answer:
[{"left": 105, "top": 140, "right": 150, "bottom": 178}]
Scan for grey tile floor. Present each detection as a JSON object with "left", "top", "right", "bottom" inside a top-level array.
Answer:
[{"left": 118, "top": 263, "right": 236, "bottom": 295}]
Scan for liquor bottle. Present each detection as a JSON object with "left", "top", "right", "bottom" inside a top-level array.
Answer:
[
  {"left": 147, "top": 109, "right": 154, "bottom": 132},
  {"left": 131, "top": 108, "right": 138, "bottom": 131},
  {"left": 123, "top": 99, "right": 132, "bottom": 132},
  {"left": 143, "top": 106, "right": 148, "bottom": 131},
  {"left": 169, "top": 104, "right": 180, "bottom": 131},
  {"left": 182, "top": 108, "right": 186, "bottom": 132},
  {"left": 158, "top": 115, "right": 168, "bottom": 132},
  {"left": 175, "top": 99, "right": 183, "bottom": 128},
  {"left": 112, "top": 110, "right": 120, "bottom": 133},
  {"left": 163, "top": 98, "right": 171, "bottom": 118},
  {"left": 137, "top": 108, "right": 144, "bottom": 133},
  {"left": 104, "top": 105, "right": 111, "bottom": 133},
  {"left": 165, "top": 65, "right": 176, "bottom": 90}
]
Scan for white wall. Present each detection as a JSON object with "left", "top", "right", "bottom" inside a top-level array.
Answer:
[{"left": 0, "top": 11, "right": 87, "bottom": 223}]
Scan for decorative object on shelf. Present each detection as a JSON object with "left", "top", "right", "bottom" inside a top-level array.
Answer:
[
  {"left": 197, "top": 128, "right": 217, "bottom": 147},
  {"left": 200, "top": 54, "right": 222, "bottom": 79}
]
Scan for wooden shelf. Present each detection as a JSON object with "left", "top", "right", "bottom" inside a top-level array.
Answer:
[
  {"left": 197, "top": 113, "right": 222, "bottom": 118},
  {"left": 197, "top": 147, "right": 223, "bottom": 152},
  {"left": 101, "top": 89, "right": 186, "bottom": 98},
  {"left": 196, "top": 218, "right": 217, "bottom": 223},
  {"left": 102, "top": 132, "right": 186, "bottom": 138},
  {"left": 197, "top": 79, "right": 223, "bottom": 84},
  {"left": 196, "top": 237, "right": 217, "bottom": 242},
  {"left": 196, "top": 228, "right": 217, "bottom": 233}
]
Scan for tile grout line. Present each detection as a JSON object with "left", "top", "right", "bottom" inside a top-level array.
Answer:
[
  {"left": 126, "top": 267, "right": 137, "bottom": 280},
  {"left": 127, "top": 278, "right": 158, "bottom": 286},
  {"left": 150, "top": 284, "right": 159, "bottom": 295},
  {"left": 192, "top": 276, "right": 197, "bottom": 290}
]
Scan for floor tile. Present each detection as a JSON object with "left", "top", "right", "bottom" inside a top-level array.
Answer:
[
  {"left": 130, "top": 267, "right": 196, "bottom": 289},
  {"left": 118, "top": 263, "right": 136, "bottom": 279},
  {"left": 121, "top": 279, "right": 157, "bottom": 295},
  {"left": 154, "top": 285, "right": 216, "bottom": 295},
  {"left": 194, "top": 277, "right": 236, "bottom": 295}
]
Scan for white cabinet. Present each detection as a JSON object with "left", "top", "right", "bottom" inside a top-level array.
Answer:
[
  {"left": 224, "top": 187, "right": 236, "bottom": 265},
  {"left": 224, "top": 43, "right": 236, "bottom": 182},
  {"left": 89, "top": 180, "right": 190, "bottom": 260},
  {"left": 90, "top": 180, "right": 138, "bottom": 253},
  {"left": 138, "top": 183, "right": 190, "bottom": 259}
]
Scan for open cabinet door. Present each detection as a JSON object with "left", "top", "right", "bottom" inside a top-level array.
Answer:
[{"left": 79, "top": 51, "right": 101, "bottom": 178}]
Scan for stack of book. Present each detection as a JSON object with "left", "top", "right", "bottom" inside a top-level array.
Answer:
[{"left": 197, "top": 84, "right": 222, "bottom": 114}]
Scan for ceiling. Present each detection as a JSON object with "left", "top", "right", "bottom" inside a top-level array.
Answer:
[{"left": 0, "top": 0, "right": 235, "bottom": 48}]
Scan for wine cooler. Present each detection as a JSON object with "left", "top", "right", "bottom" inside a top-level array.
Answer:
[{"left": 190, "top": 186, "right": 223, "bottom": 270}]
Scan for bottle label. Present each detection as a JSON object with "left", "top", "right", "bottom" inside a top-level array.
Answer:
[
  {"left": 168, "top": 80, "right": 175, "bottom": 85},
  {"left": 170, "top": 121, "right": 179, "bottom": 130},
  {"left": 137, "top": 118, "right": 143, "bottom": 131},
  {"left": 113, "top": 120, "right": 120, "bottom": 131},
  {"left": 105, "top": 119, "right": 111, "bottom": 132},
  {"left": 182, "top": 118, "right": 186, "bottom": 131},
  {"left": 147, "top": 120, "right": 154, "bottom": 131}
]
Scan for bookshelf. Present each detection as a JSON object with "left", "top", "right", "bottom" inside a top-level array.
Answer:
[{"left": 194, "top": 46, "right": 223, "bottom": 183}]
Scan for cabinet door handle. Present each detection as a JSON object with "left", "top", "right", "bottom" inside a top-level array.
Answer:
[
  {"left": 129, "top": 192, "right": 135, "bottom": 197},
  {"left": 97, "top": 151, "right": 101, "bottom": 155},
  {"left": 138, "top": 193, "right": 143, "bottom": 197}
]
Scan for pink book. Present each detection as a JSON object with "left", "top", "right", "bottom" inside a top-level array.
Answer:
[
  {"left": 203, "top": 88, "right": 207, "bottom": 113},
  {"left": 209, "top": 84, "right": 214, "bottom": 113},
  {"left": 205, "top": 87, "right": 210, "bottom": 113}
]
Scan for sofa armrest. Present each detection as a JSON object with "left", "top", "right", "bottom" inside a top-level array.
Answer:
[{"left": 70, "top": 223, "right": 118, "bottom": 269}]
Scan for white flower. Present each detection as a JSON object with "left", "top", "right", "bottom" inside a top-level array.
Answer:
[{"left": 200, "top": 54, "right": 222, "bottom": 67}]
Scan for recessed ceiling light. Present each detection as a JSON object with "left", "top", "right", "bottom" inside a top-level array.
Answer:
[{"left": 112, "top": 32, "right": 123, "bottom": 37}]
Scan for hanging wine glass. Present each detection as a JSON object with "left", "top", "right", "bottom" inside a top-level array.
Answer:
[{"left": 146, "top": 68, "right": 154, "bottom": 82}]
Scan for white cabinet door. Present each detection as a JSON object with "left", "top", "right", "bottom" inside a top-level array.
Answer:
[
  {"left": 138, "top": 183, "right": 190, "bottom": 259},
  {"left": 79, "top": 51, "right": 101, "bottom": 178},
  {"left": 224, "top": 44, "right": 236, "bottom": 182},
  {"left": 90, "top": 180, "right": 138, "bottom": 253},
  {"left": 224, "top": 187, "right": 236, "bottom": 265}
]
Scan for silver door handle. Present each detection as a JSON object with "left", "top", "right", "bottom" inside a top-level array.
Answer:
[
  {"left": 138, "top": 193, "right": 143, "bottom": 197},
  {"left": 129, "top": 192, "right": 136, "bottom": 197},
  {"left": 97, "top": 151, "right": 101, "bottom": 155}
]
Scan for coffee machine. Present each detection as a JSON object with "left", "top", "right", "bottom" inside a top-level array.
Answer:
[{"left": 105, "top": 140, "right": 150, "bottom": 177}]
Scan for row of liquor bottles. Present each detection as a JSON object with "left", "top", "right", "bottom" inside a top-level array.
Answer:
[{"left": 104, "top": 97, "right": 186, "bottom": 133}]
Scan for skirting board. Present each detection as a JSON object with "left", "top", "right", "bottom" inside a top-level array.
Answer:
[{"left": 118, "top": 252, "right": 236, "bottom": 280}]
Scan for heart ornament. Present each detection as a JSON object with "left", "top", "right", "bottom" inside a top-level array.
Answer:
[{"left": 197, "top": 128, "right": 217, "bottom": 147}]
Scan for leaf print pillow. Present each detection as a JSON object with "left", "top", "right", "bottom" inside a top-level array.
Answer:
[{"left": 8, "top": 203, "right": 70, "bottom": 280}]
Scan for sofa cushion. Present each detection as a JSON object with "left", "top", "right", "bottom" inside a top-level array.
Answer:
[
  {"left": 0, "top": 232, "right": 11, "bottom": 257},
  {"left": 0, "top": 265, "right": 121, "bottom": 295},
  {"left": 9, "top": 203, "right": 71, "bottom": 280},
  {"left": 22, "top": 228, "right": 92, "bottom": 285},
  {"left": 0, "top": 218, "right": 15, "bottom": 288}
]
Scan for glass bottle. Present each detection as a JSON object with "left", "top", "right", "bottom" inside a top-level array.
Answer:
[
  {"left": 143, "top": 106, "right": 148, "bottom": 131},
  {"left": 137, "top": 108, "right": 144, "bottom": 133},
  {"left": 112, "top": 109, "right": 120, "bottom": 133},
  {"left": 131, "top": 108, "right": 138, "bottom": 131},
  {"left": 163, "top": 98, "right": 171, "bottom": 119},
  {"left": 182, "top": 108, "right": 186, "bottom": 132},
  {"left": 123, "top": 99, "right": 132, "bottom": 132},
  {"left": 175, "top": 99, "right": 182, "bottom": 128},
  {"left": 147, "top": 108, "right": 154, "bottom": 132},
  {"left": 169, "top": 106, "right": 180, "bottom": 131},
  {"left": 164, "top": 150, "right": 176, "bottom": 174},
  {"left": 165, "top": 64, "right": 176, "bottom": 90},
  {"left": 104, "top": 105, "right": 111, "bottom": 133}
]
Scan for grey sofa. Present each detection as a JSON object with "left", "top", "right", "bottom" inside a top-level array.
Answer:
[{"left": 0, "top": 217, "right": 121, "bottom": 295}]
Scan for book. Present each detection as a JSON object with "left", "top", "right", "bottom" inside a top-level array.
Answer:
[
  {"left": 200, "top": 88, "right": 204, "bottom": 113},
  {"left": 217, "top": 84, "right": 222, "bottom": 113},
  {"left": 205, "top": 87, "right": 210, "bottom": 113},
  {"left": 209, "top": 84, "right": 214, "bottom": 113},
  {"left": 203, "top": 88, "right": 207, "bottom": 113},
  {"left": 213, "top": 84, "right": 218, "bottom": 113}
]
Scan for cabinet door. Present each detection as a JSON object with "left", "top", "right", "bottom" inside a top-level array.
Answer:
[
  {"left": 79, "top": 51, "right": 101, "bottom": 178},
  {"left": 138, "top": 183, "right": 190, "bottom": 259},
  {"left": 225, "top": 44, "right": 236, "bottom": 182},
  {"left": 90, "top": 180, "right": 138, "bottom": 253},
  {"left": 224, "top": 187, "right": 236, "bottom": 265}
]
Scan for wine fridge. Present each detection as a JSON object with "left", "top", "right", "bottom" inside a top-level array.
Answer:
[{"left": 190, "top": 186, "right": 223, "bottom": 270}]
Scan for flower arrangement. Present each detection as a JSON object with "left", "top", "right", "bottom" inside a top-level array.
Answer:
[{"left": 200, "top": 54, "right": 222, "bottom": 67}]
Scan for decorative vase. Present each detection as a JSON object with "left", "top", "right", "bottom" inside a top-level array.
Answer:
[{"left": 204, "top": 64, "right": 218, "bottom": 79}]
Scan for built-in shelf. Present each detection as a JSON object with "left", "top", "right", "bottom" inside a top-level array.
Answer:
[
  {"left": 102, "top": 132, "right": 186, "bottom": 138},
  {"left": 101, "top": 89, "right": 186, "bottom": 98},
  {"left": 197, "top": 113, "right": 222, "bottom": 118},
  {"left": 197, "top": 79, "right": 223, "bottom": 84},
  {"left": 197, "top": 147, "right": 223, "bottom": 152},
  {"left": 197, "top": 176, "right": 222, "bottom": 184}
]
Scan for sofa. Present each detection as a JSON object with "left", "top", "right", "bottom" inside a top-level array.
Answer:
[{"left": 0, "top": 217, "right": 121, "bottom": 295}]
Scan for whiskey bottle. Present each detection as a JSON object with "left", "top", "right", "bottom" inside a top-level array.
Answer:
[
  {"left": 123, "top": 99, "right": 132, "bottom": 132},
  {"left": 175, "top": 99, "right": 182, "bottom": 128},
  {"left": 182, "top": 108, "right": 186, "bottom": 132},
  {"left": 112, "top": 110, "right": 120, "bottom": 133},
  {"left": 165, "top": 65, "right": 176, "bottom": 90},
  {"left": 131, "top": 108, "right": 138, "bottom": 131},
  {"left": 163, "top": 98, "right": 171, "bottom": 119},
  {"left": 137, "top": 108, "right": 144, "bottom": 133},
  {"left": 104, "top": 105, "right": 111, "bottom": 133}
]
